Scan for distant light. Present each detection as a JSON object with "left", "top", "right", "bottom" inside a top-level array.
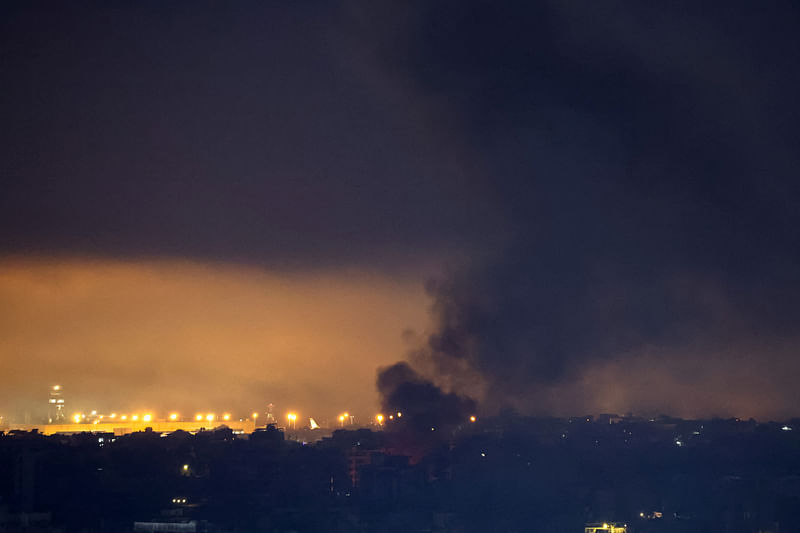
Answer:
[
  {"left": 73, "top": 414, "right": 82, "bottom": 423},
  {"left": 431, "top": 427, "right": 435, "bottom": 431},
  {"left": 639, "top": 512, "right": 645, "bottom": 518},
  {"left": 222, "top": 413, "right": 231, "bottom": 421},
  {"left": 338, "top": 415, "right": 345, "bottom": 422},
  {"left": 252, "top": 412, "right": 258, "bottom": 419},
  {"left": 183, "top": 464, "right": 189, "bottom": 471},
  {"left": 675, "top": 440, "right": 682, "bottom": 446},
  {"left": 388, "top": 415, "right": 394, "bottom": 420},
  {"left": 91, "top": 410, "right": 97, "bottom": 416},
  {"left": 376, "top": 414, "right": 384, "bottom": 424},
  {"left": 782, "top": 425, "right": 792, "bottom": 431},
  {"left": 603, "top": 524, "right": 608, "bottom": 529},
  {"left": 195, "top": 414, "right": 203, "bottom": 421},
  {"left": 182, "top": 499, "right": 186, "bottom": 503},
  {"left": 143, "top": 414, "right": 152, "bottom": 422},
  {"left": 53, "top": 385, "right": 61, "bottom": 391},
  {"left": 469, "top": 415, "right": 477, "bottom": 423},
  {"left": 480, "top": 452, "right": 486, "bottom": 457},
  {"left": 132, "top": 415, "right": 139, "bottom": 421},
  {"left": 121, "top": 415, "right": 128, "bottom": 421},
  {"left": 169, "top": 413, "right": 178, "bottom": 421},
  {"left": 396, "top": 412, "right": 402, "bottom": 418},
  {"left": 206, "top": 414, "right": 214, "bottom": 422},
  {"left": 343, "top": 412, "right": 349, "bottom": 418}
]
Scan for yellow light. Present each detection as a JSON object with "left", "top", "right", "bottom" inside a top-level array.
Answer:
[
  {"left": 252, "top": 412, "right": 258, "bottom": 419},
  {"left": 132, "top": 415, "right": 139, "bottom": 421},
  {"left": 110, "top": 413, "right": 116, "bottom": 418},
  {"left": 183, "top": 464, "right": 189, "bottom": 471},
  {"left": 121, "top": 415, "right": 128, "bottom": 421},
  {"left": 223, "top": 413, "right": 231, "bottom": 421},
  {"left": 287, "top": 413, "right": 297, "bottom": 421},
  {"left": 603, "top": 524, "right": 608, "bottom": 529},
  {"left": 195, "top": 414, "right": 203, "bottom": 421},
  {"left": 343, "top": 412, "right": 349, "bottom": 417},
  {"left": 143, "top": 414, "right": 152, "bottom": 422},
  {"left": 53, "top": 385, "right": 61, "bottom": 391},
  {"left": 338, "top": 415, "right": 345, "bottom": 422},
  {"left": 376, "top": 414, "right": 384, "bottom": 424},
  {"left": 73, "top": 414, "right": 82, "bottom": 423},
  {"left": 397, "top": 412, "right": 402, "bottom": 417},
  {"left": 169, "top": 413, "right": 178, "bottom": 421},
  {"left": 469, "top": 415, "right": 477, "bottom": 423},
  {"left": 206, "top": 414, "right": 214, "bottom": 422}
]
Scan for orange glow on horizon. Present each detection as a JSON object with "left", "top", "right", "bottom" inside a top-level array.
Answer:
[{"left": 0, "top": 258, "right": 429, "bottom": 419}]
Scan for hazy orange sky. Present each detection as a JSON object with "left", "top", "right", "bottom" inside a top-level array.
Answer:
[
  {"left": 2, "top": 256, "right": 798, "bottom": 422},
  {"left": 0, "top": 257, "right": 430, "bottom": 423}
]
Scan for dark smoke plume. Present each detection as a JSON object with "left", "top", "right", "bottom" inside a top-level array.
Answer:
[
  {"left": 377, "top": 361, "right": 476, "bottom": 433},
  {"left": 376, "top": 2, "right": 800, "bottom": 418}
]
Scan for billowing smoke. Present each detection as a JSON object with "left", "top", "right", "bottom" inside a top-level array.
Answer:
[
  {"left": 374, "top": 1, "right": 800, "bottom": 419},
  {"left": 377, "top": 361, "right": 475, "bottom": 433}
]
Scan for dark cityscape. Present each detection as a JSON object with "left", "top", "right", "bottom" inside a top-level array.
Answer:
[
  {"left": 3, "top": 1, "right": 800, "bottom": 532},
  {"left": 2, "top": 410, "right": 800, "bottom": 533}
]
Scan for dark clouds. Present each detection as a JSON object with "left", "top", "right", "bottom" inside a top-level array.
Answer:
[
  {"left": 0, "top": 2, "right": 498, "bottom": 270},
  {"left": 2, "top": 2, "right": 800, "bottom": 417}
]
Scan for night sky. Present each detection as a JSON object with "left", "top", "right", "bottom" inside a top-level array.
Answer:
[{"left": 2, "top": 2, "right": 799, "bottom": 420}]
